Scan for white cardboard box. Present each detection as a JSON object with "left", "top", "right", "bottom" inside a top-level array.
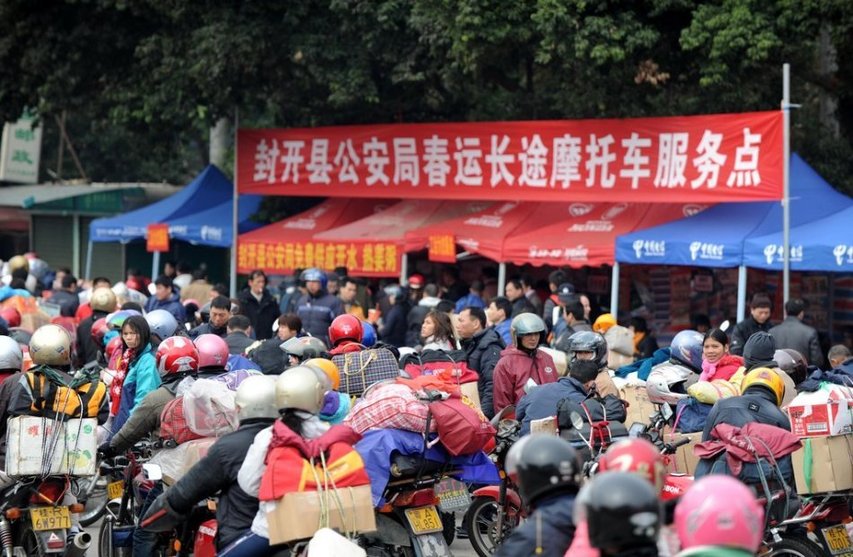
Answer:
[
  {"left": 5, "top": 416, "right": 97, "bottom": 476},
  {"left": 788, "top": 388, "right": 853, "bottom": 437}
]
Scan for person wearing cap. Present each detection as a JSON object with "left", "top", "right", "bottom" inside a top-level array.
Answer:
[
  {"left": 593, "top": 313, "right": 635, "bottom": 369},
  {"left": 730, "top": 331, "right": 797, "bottom": 407},
  {"left": 379, "top": 284, "right": 409, "bottom": 348},
  {"left": 549, "top": 282, "right": 576, "bottom": 336},
  {"left": 730, "top": 293, "right": 774, "bottom": 356},
  {"left": 769, "top": 298, "right": 823, "bottom": 368}
]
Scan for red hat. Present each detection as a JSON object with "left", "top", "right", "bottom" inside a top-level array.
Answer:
[{"left": 408, "top": 274, "right": 425, "bottom": 289}]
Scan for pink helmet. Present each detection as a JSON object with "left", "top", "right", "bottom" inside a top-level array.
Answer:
[
  {"left": 675, "top": 475, "right": 764, "bottom": 553},
  {"left": 193, "top": 334, "right": 229, "bottom": 369}
]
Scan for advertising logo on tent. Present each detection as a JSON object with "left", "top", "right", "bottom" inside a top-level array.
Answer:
[
  {"left": 569, "top": 203, "right": 595, "bottom": 217},
  {"left": 528, "top": 245, "right": 590, "bottom": 261},
  {"left": 763, "top": 244, "right": 804, "bottom": 265},
  {"left": 682, "top": 204, "right": 707, "bottom": 217},
  {"left": 200, "top": 226, "right": 223, "bottom": 243},
  {"left": 833, "top": 245, "right": 853, "bottom": 266},
  {"left": 689, "top": 242, "right": 725, "bottom": 262},
  {"left": 632, "top": 240, "right": 666, "bottom": 259}
]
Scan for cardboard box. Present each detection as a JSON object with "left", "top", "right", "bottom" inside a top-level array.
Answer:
[
  {"left": 5, "top": 417, "right": 97, "bottom": 476},
  {"left": 460, "top": 382, "right": 481, "bottom": 411},
  {"left": 788, "top": 389, "right": 853, "bottom": 437},
  {"left": 267, "top": 484, "right": 376, "bottom": 544},
  {"left": 792, "top": 434, "right": 853, "bottom": 494},
  {"left": 530, "top": 416, "right": 558, "bottom": 435},
  {"left": 664, "top": 431, "right": 703, "bottom": 475},
  {"left": 621, "top": 385, "right": 656, "bottom": 427}
]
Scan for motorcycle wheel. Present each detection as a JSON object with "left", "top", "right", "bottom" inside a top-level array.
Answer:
[
  {"left": 16, "top": 525, "right": 46, "bottom": 557},
  {"left": 77, "top": 475, "right": 108, "bottom": 526},
  {"left": 763, "top": 536, "right": 825, "bottom": 557},
  {"left": 441, "top": 511, "right": 455, "bottom": 546},
  {"left": 463, "top": 497, "right": 519, "bottom": 557}
]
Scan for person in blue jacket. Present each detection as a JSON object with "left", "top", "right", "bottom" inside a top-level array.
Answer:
[
  {"left": 144, "top": 275, "right": 186, "bottom": 324},
  {"left": 111, "top": 315, "right": 160, "bottom": 435}
]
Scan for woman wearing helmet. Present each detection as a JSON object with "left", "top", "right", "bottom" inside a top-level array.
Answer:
[
  {"left": 111, "top": 315, "right": 160, "bottom": 435},
  {"left": 674, "top": 475, "right": 764, "bottom": 557},
  {"left": 496, "top": 435, "right": 581, "bottom": 557},
  {"left": 303, "top": 358, "right": 351, "bottom": 424},
  {"left": 327, "top": 314, "right": 363, "bottom": 355},
  {"left": 142, "top": 374, "right": 279, "bottom": 552},
  {"left": 279, "top": 336, "right": 329, "bottom": 368},
  {"left": 229, "top": 366, "right": 362, "bottom": 556},
  {"left": 492, "top": 313, "right": 557, "bottom": 411}
]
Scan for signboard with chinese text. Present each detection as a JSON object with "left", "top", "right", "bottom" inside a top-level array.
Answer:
[
  {"left": 428, "top": 235, "right": 456, "bottom": 263},
  {"left": 238, "top": 111, "right": 783, "bottom": 203},
  {"left": 237, "top": 241, "right": 400, "bottom": 277},
  {"left": 146, "top": 223, "right": 170, "bottom": 253},
  {"left": 0, "top": 115, "right": 42, "bottom": 184}
]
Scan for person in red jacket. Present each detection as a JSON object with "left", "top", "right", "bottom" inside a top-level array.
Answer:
[
  {"left": 492, "top": 313, "right": 557, "bottom": 412},
  {"left": 699, "top": 328, "right": 743, "bottom": 382}
]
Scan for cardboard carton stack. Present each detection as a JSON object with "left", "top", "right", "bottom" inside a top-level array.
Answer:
[{"left": 5, "top": 416, "right": 98, "bottom": 476}]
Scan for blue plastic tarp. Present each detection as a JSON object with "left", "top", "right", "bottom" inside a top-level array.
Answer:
[
  {"left": 615, "top": 154, "right": 852, "bottom": 268},
  {"left": 166, "top": 195, "right": 263, "bottom": 247},
  {"left": 743, "top": 204, "right": 853, "bottom": 271}
]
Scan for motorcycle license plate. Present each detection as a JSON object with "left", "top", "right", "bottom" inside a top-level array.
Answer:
[
  {"left": 30, "top": 506, "right": 71, "bottom": 531},
  {"left": 822, "top": 525, "right": 853, "bottom": 555},
  {"left": 107, "top": 480, "right": 124, "bottom": 500},
  {"left": 404, "top": 505, "right": 443, "bottom": 535}
]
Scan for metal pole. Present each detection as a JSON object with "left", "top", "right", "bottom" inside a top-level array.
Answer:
[
  {"left": 151, "top": 251, "right": 160, "bottom": 280},
  {"left": 736, "top": 265, "right": 747, "bottom": 322},
  {"left": 71, "top": 214, "right": 80, "bottom": 278},
  {"left": 230, "top": 108, "right": 239, "bottom": 298},
  {"left": 782, "top": 63, "right": 791, "bottom": 303},
  {"left": 610, "top": 262, "right": 620, "bottom": 315},
  {"left": 400, "top": 253, "right": 408, "bottom": 285},
  {"left": 84, "top": 241, "right": 93, "bottom": 280},
  {"left": 497, "top": 262, "right": 506, "bottom": 296}
]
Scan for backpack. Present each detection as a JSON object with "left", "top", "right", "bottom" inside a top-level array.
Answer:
[
  {"left": 674, "top": 397, "right": 713, "bottom": 433},
  {"left": 331, "top": 347, "right": 400, "bottom": 396},
  {"left": 159, "top": 397, "right": 203, "bottom": 445}
]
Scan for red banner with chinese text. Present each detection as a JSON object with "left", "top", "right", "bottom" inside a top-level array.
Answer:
[
  {"left": 238, "top": 111, "right": 783, "bottom": 203},
  {"left": 147, "top": 223, "right": 169, "bottom": 253},
  {"left": 237, "top": 240, "right": 400, "bottom": 278},
  {"left": 428, "top": 235, "right": 457, "bottom": 263}
]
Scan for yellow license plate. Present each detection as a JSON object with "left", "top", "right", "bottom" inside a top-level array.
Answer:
[
  {"left": 30, "top": 507, "right": 71, "bottom": 531},
  {"left": 404, "top": 505, "right": 443, "bottom": 535},
  {"left": 107, "top": 480, "right": 124, "bottom": 500},
  {"left": 823, "top": 525, "right": 853, "bottom": 554}
]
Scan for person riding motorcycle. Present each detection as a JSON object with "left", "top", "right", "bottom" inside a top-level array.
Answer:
[
  {"left": 492, "top": 313, "right": 558, "bottom": 411},
  {"left": 145, "top": 309, "right": 181, "bottom": 346},
  {"left": 279, "top": 336, "right": 329, "bottom": 368},
  {"left": 583, "top": 471, "right": 662, "bottom": 557},
  {"left": 141, "top": 375, "right": 279, "bottom": 551},
  {"left": 0, "top": 336, "right": 25, "bottom": 481},
  {"left": 567, "top": 330, "right": 619, "bottom": 397},
  {"left": 76, "top": 286, "right": 117, "bottom": 367},
  {"left": 303, "top": 357, "right": 350, "bottom": 424},
  {"left": 227, "top": 365, "right": 362, "bottom": 556},
  {"left": 193, "top": 333, "right": 231, "bottom": 379},
  {"left": 674, "top": 475, "right": 764, "bottom": 557},
  {"left": 646, "top": 330, "right": 704, "bottom": 406},
  {"left": 495, "top": 434, "right": 582, "bottom": 557},
  {"left": 327, "top": 314, "right": 364, "bottom": 355}
]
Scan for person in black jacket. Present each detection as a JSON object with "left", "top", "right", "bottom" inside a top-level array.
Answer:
[
  {"left": 189, "top": 295, "right": 231, "bottom": 339},
  {"left": 730, "top": 293, "right": 773, "bottom": 356},
  {"left": 248, "top": 314, "right": 302, "bottom": 375},
  {"left": 238, "top": 270, "right": 279, "bottom": 341},
  {"left": 75, "top": 286, "right": 117, "bottom": 367},
  {"left": 457, "top": 306, "right": 505, "bottom": 418},
  {"left": 379, "top": 284, "right": 409, "bottom": 348},
  {"left": 293, "top": 268, "right": 343, "bottom": 345},
  {"left": 141, "top": 376, "right": 278, "bottom": 550}
]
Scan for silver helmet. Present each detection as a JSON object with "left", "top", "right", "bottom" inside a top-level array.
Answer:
[
  {"left": 0, "top": 336, "right": 23, "bottom": 371},
  {"left": 274, "top": 365, "right": 327, "bottom": 414},
  {"left": 29, "top": 324, "right": 72, "bottom": 366},
  {"left": 235, "top": 375, "right": 279, "bottom": 421},
  {"left": 145, "top": 309, "right": 179, "bottom": 341}
]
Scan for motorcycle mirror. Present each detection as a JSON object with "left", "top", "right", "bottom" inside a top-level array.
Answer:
[
  {"left": 570, "top": 411, "right": 584, "bottom": 431},
  {"left": 719, "top": 319, "right": 731, "bottom": 332},
  {"left": 661, "top": 404, "right": 674, "bottom": 421},
  {"left": 142, "top": 463, "right": 163, "bottom": 482}
]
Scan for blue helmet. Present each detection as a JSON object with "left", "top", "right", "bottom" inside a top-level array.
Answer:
[
  {"left": 670, "top": 330, "right": 704, "bottom": 372},
  {"left": 361, "top": 322, "right": 377, "bottom": 348},
  {"left": 300, "top": 268, "right": 327, "bottom": 289}
]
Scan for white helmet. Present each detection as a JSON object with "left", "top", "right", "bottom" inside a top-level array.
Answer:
[
  {"left": 29, "top": 324, "right": 72, "bottom": 367},
  {"left": 0, "top": 336, "right": 23, "bottom": 371},
  {"left": 646, "top": 362, "right": 692, "bottom": 405},
  {"left": 274, "top": 365, "right": 327, "bottom": 414},
  {"left": 235, "top": 375, "right": 279, "bottom": 421}
]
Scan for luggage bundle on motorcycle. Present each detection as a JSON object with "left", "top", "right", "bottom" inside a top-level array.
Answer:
[
  {"left": 332, "top": 347, "right": 400, "bottom": 396},
  {"left": 5, "top": 416, "right": 98, "bottom": 476}
]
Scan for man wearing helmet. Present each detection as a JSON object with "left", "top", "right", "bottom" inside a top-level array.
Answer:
[
  {"left": 76, "top": 286, "right": 117, "bottom": 367},
  {"left": 142, "top": 375, "right": 279, "bottom": 551},
  {"left": 492, "top": 313, "right": 557, "bottom": 411},
  {"left": 495, "top": 435, "right": 581, "bottom": 557},
  {"left": 327, "top": 314, "right": 363, "bottom": 355},
  {"left": 293, "top": 268, "right": 343, "bottom": 345}
]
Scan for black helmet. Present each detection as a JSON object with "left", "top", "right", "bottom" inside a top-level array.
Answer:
[
  {"left": 505, "top": 435, "right": 581, "bottom": 507},
  {"left": 586, "top": 472, "right": 662, "bottom": 552},
  {"left": 510, "top": 312, "right": 547, "bottom": 347},
  {"left": 773, "top": 348, "right": 808, "bottom": 386},
  {"left": 568, "top": 331, "right": 608, "bottom": 368}
]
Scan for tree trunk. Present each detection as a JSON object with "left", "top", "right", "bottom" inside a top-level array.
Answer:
[
  {"left": 208, "top": 117, "right": 230, "bottom": 168},
  {"left": 817, "top": 24, "right": 840, "bottom": 139}
]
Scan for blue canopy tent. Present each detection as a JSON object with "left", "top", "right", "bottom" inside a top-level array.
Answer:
[
  {"left": 613, "top": 154, "right": 853, "bottom": 319},
  {"left": 86, "top": 165, "right": 261, "bottom": 278}
]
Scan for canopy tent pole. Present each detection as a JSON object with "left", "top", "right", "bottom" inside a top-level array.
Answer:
[
  {"left": 151, "top": 251, "right": 160, "bottom": 280},
  {"left": 497, "top": 262, "right": 506, "bottom": 296},
  {"left": 71, "top": 215, "right": 81, "bottom": 278},
  {"left": 400, "top": 253, "right": 408, "bottom": 285},
  {"left": 610, "top": 262, "right": 620, "bottom": 315},
  {"left": 782, "top": 63, "right": 793, "bottom": 303},
  {"left": 230, "top": 107, "right": 240, "bottom": 298},
  {"left": 736, "top": 265, "right": 747, "bottom": 322},
  {"left": 84, "top": 241, "right": 93, "bottom": 280}
]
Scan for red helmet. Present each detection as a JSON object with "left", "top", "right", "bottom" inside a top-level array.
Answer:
[
  {"left": 126, "top": 276, "right": 145, "bottom": 294},
  {"left": 193, "top": 334, "right": 229, "bottom": 369},
  {"left": 598, "top": 438, "right": 666, "bottom": 493},
  {"left": 0, "top": 307, "right": 22, "bottom": 328},
  {"left": 105, "top": 336, "right": 123, "bottom": 360},
  {"left": 408, "top": 274, "right": 425, "bottom": 289},
  {"left": 156, "top": 336, "right": 199, "bottom": 376},
  {"left": 328, "top": 314, "right": 363, "bottom": 347},
  {"left": 90, "top": 318, "right": 110, "bottom": 348}
]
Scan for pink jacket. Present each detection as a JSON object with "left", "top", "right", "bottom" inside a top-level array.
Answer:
[
  {"left": 699, "top": 353, "right": 743, "bottom": 382},
  {"left": 492, "top": 346, "right": 558, "bottom": 413}
]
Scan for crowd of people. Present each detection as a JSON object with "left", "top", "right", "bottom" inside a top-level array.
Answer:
[{"left": 0, "top": 251, "right": 850, "bottom": 557}]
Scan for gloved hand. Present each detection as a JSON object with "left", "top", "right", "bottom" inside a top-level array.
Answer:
[{"left": 97, "top": 442, "right": 116, "bottom": 460}]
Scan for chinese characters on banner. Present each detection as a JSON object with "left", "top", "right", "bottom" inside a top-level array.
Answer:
[
  {"left": 428, "top": 235, "right": 457, "bottom": 263},
  {"left": 146, "top": 223, "right": 170, "bottom": 253},
  {"left": 237, "top": 241, "right": 400, "bottom": 277},
  {"left": 237, "top": 111, "right": 784, "bottom": 203}
]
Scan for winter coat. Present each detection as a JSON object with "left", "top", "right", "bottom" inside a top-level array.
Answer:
[
  {"left": 492, "top": 347, "right": 558, "bottom": 412},
  {"left": 511, "top": 296, "right": 537, "bottom": 317},
  {"left": 495, "top": 494, "right": 576, "bottom": 557},
  {"left": 380, "top": 301, "right": 409, "bottom": 348},
  {"left": 112, "top": 344, "right": 160, "bottom": 435},
  {"left": 460, "top": 328, "right": 505, "bottom": 419},
  {"left": 226, "top": 331, "right": 254, "bottom": 355},
  {"left": 293, "top": 289, "right": 343, "bottom": 344},
  {"left": 454, "top": 292, "right": 486, "bottom": 314},
  {"left": 144, "top": 291, "right": 186, "bottom": 324},
  {"left": 110, "top": 383, "right": 176, "bottom": 453},
  {"left": 730, "top": 316, "right": 772, "bottom": 356},
  {"left": 517, "top": 375, "right": 626, "bottom": 435},
  {"left": 239, "top": 288, "right": 280, "bottom": 341},
  {"left": 406, "top": 298, "right": 439, "bottom": 347},
  {"left": 699, "top": 353, "right": 744, "bottom": 382},
  {"left": 769, "top": 316, "right": 823, "bottom": 368},
  {"left": 167, "top": 418, "right": 275, "bottom": 550},
  {"left": 249, "top": 337, "right": 287, "bottom": 375},
  {"left": 49, "top": 289, "right": 79, "bottom": 317},
  {"left": 189, "top": 321, "right": 227, "bottom": 340},
  {"left": 76, "top": 309, "right": 110, "bottom": 366}
]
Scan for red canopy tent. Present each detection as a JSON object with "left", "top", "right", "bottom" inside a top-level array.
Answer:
[
  {"left": 501, "top": 203, "right": 705, "bottom": 267},
  {"left": 314, "top": 200, "right": 482, "bottom": 277},
  {"left": 236, "top": 198, "right": 379, "bottom": 274}
]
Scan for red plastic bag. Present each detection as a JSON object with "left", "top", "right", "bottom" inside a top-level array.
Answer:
[{"left": 429, "top": 394, "right": 495, "bottom": 456}]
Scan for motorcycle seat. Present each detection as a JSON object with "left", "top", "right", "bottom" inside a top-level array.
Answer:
[{"left": 389, "top": 453, "right": 448, "bottom": 479}]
